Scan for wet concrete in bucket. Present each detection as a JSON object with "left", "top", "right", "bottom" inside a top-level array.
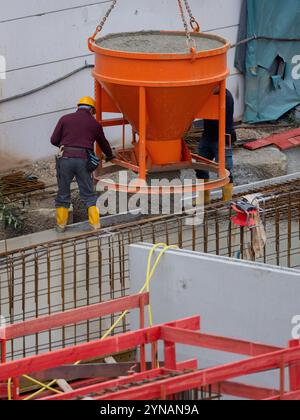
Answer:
[{"left": 96, "top": 31, "right": 224, "bottom": 54}]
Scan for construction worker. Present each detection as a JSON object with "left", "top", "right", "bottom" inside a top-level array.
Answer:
[
  {"left": 196, "top": 89, "right": 236, "bottom": 204},
  {"left": 51, "top": 96, "right": 114, "bottom": 232}
]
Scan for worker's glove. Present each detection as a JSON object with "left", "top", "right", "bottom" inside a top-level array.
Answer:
[{"left": 105, "top": 155, "right": 116, "bottom": 163}]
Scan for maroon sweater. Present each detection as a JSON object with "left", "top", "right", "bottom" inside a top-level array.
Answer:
[{"left": 51, "top": 109, "right": 113, "bottom": 159}]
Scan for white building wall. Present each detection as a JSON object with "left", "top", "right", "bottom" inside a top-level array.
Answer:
[{"left": 0, "top": 0, "right": 244, "bottom": 169}]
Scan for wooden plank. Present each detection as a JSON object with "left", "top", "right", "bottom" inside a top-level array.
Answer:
[
  {"left": 27, "top": 363, "right": 138, "bottom": 382},
  {"left": 42, "top": 360, "right": 198, "bottom": 401},
  {"left": 277, "top": 136, "right": 300, "bottom": 150},
  {"left": 57, "top": 379, "right": 73, "bottom": 393},
  {"left": 244, "top": 128, "right": 300, "bottom": 151},
  {"left": 94, "top": 347, "right": 300, "bottom": 400}
]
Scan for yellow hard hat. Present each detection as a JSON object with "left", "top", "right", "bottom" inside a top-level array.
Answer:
[{"left": 78, "top": 96, "right": 96, "bottom": 109}]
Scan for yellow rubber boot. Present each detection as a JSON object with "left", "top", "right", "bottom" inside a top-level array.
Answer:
[
  {"left": 203, "top": 179, "right": 211, "bottom": 205},
  {"left": 195, "top": 179, "right": 210, "bottom": 206},
  {"left": 196, "top": 191, "right": 211, "bottom": 205},
  {"left": 88, "top": 206, "right": 101, "bottom": 230},
  {"left": 204, "top": 189, "right": 211, "bottom": 205},
  {"left": 56, "top": 208, "right": 69, "bottom": 233},
  {"left": 222, "top": 183, "right": 234, "bottom": 202}
]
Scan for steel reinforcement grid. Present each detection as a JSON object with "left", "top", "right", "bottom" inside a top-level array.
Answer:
[{"left": 0, "top": 187, "right": 300, "bottom": 360}]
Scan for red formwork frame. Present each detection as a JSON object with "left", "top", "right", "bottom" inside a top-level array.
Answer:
[
  {"left": 1, "top": 295, "right": 300, "bottom": 400},
  {"left": 0, "top": 293, "right": 149, "bottom": 400}
]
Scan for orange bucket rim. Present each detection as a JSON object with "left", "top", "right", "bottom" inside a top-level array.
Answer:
[{"left": 90, "top": 30, "right": 230, "bottom": 61}]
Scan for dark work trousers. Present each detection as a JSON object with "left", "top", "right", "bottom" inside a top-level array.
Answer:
[
  {"left": 55, "top": 157, "right": 97, "bottom": 209},
  {"left": 196, "top": 137, "right": 234, "bottom": 183}
]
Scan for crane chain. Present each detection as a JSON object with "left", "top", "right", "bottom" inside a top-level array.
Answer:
[
  {"left": 183, "top": 0, "right": 201, "bottom": 33},
  {"left": 90, "top": 0, "right": 118, "bottom": 44},
  {"left": 177, "top": 0, "right": 196, "bottom": 53}
]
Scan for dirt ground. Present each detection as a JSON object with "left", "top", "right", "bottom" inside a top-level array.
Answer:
[
  {"left": 0, "top": 121, "right": 298, "bottom": 241},
  {"left": 0, "top": 157, "right": 57, "bottom": 185},
  {"left": 0, "top": 158, "right": 87, "bottom": 240}
]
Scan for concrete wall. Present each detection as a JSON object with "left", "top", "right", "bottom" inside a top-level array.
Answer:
[
  {"left": 0, "top": 0, "right": 244, "bottom": 168},
  {"left": 129, "top": 244, "right": 300, "bottom": 390}
]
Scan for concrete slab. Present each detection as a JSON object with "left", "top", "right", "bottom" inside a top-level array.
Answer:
[
  {"left": 0, "top": 222, "right": 97, "bottom": 254},
  {"left": 0, "top": 211, "right": 142, "bottom": 254}
]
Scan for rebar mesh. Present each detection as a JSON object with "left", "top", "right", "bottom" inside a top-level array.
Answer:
[{"left": 1, "top": 188, "right": 300, "bottom": 360}]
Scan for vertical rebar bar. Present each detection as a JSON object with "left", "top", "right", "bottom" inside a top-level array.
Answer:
[
  {"left": 61, "top": 244, "right": 65, "bottom": 348},
  {"left": 98, "top": 237, "right": 103, "bottom": 336},
  {"left": 34, "top": 248, "right": 39, "bottom": 354},
  {"left": 275, "top": 197, "right": 280, "bottom": 266},
  {"left": 22, "top": 251, "right": 26, "bottom": 357},
  {"left": 288, "top": 194, "right": 292, "bottom": 268},
  {"left": 86, "top": 239, "right": 90, "bottom": 341},
  {"left": 73, "top": 242, "right": 77, "bottom": 345}
]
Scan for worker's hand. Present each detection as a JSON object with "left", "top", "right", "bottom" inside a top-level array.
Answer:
[{"left": 105, "top": 155, "right": 116, "bottom": 163}]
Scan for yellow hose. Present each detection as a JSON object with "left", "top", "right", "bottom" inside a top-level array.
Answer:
[
  {"left": 7, "top": 243, "right": 177, "bottom": 400},
  {"left": 7, "top": 378, "right": 12, "bottom": 401},
  {"left": 23, "top": 380, "right": 58, "bottom": 401}
]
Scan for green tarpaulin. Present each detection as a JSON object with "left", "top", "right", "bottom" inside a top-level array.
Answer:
[{"left": 236, "top": 0, "right": 300, "bottom": 123}]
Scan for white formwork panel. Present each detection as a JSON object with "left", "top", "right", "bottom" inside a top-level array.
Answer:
[{"left": 129, "top": 243, "right": 300, "bottom": 390}]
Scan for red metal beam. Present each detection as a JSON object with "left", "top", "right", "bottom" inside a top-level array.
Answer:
[
  {"left": 0, "top": 317, "right": 200, "bottom": 382},
  {"left": 93, "top": 346, "right": 300, "bottom": 400},
  {"left": 100, "top": 118, "right": 129, "bottom": 127},
  {"left": 164, "top": 341, "right": 176, "bottom": 371},
  {"left": 3, "top": 293, "right": 149, "bottom": 340},
  {"left": 41, "top": 360, "right": 198, "bottom": 401},
  {"left": 109, "top": 158, "right": 139, "bottom": 173},
  {"left": 160, "top": 326, "right": 281, "bottom": 356},
  {"left": 0, "top": 384, "right": 7, "bottom": 400},
  {"left": 289, "top": 339, "right": 300, "bottom": 392},
  {"left": 264, "top": 389, "right": 300, "bottom": 401},
  {"left": 0, "top": 328, "right": 159, "bottom": 382},
  {"left": 165, "top": 317, "right": 201, "bottom": 330},
  {"left": 212, "top": 382, "right": 279, "bottom": 400}
]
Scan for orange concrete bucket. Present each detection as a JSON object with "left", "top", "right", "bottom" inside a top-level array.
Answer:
[{"left": 89, "top": 31, "right": 230, "bottom": 193}]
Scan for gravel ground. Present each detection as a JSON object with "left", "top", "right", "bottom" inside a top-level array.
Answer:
[{"left": 0, "top": 158, "right": 86, "bottom": 240}]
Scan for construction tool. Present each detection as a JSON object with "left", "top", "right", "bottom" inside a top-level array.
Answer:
[{"left": 231, "top": 199, "right": 259, "bottom": 228}]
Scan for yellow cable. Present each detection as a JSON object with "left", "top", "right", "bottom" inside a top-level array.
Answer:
[
  {"left": 7, "top": 378, "right": 12, "bottom": 401},
  {"left": 23, "top": 379, "right": 58, "bottom": 401},
  {"left": 7, "top": 243, "right": 177, "bottom": 400},
  {"left": 22, "top": 376, "right": 63, "bottom": 398}
]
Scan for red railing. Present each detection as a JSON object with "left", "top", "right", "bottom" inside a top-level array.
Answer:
[
  {"left": 0, "top": 293, "right": 149, "bottom": 399},
  {"left": 1, "top": 295, "right": 300, "bottom": 400}
]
